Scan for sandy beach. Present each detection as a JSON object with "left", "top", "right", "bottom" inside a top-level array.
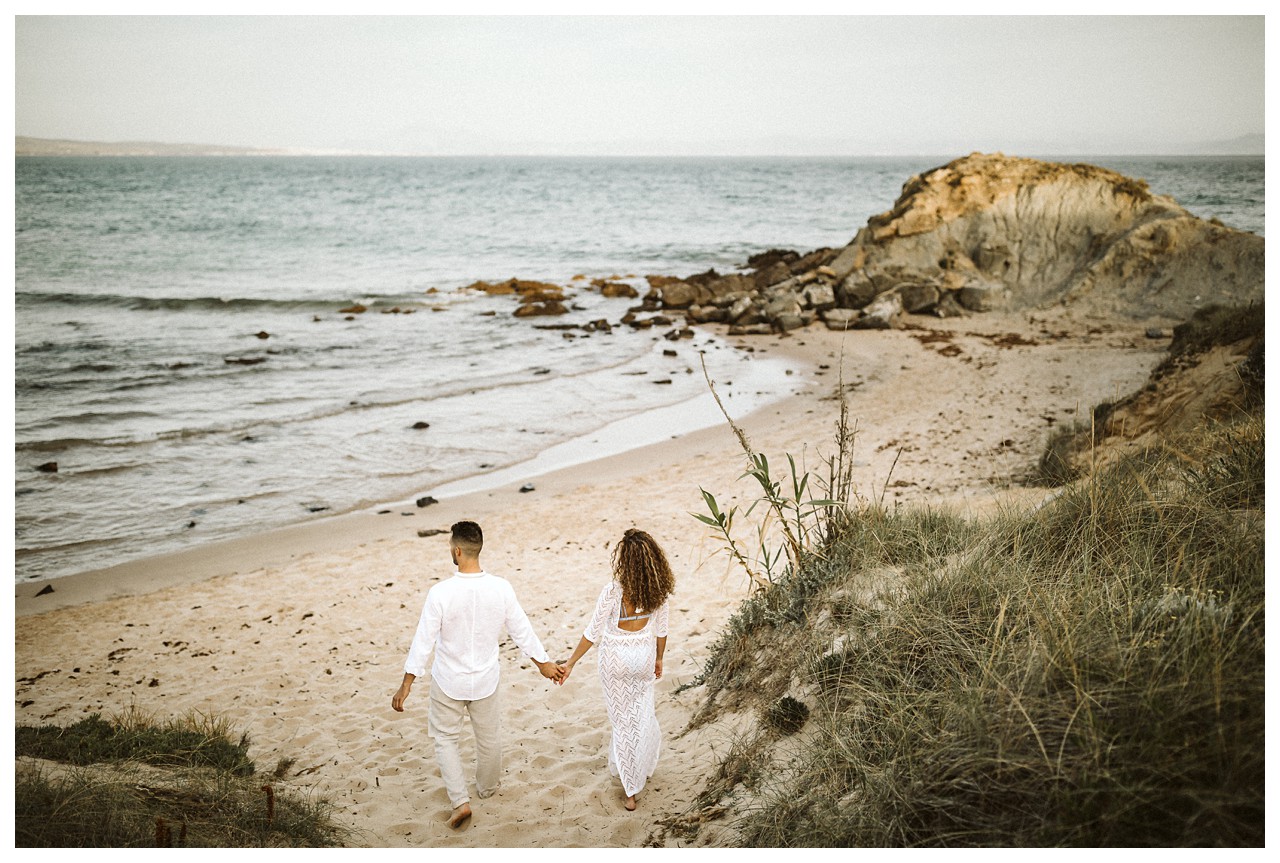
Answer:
[{"left": 13, "top": 307, "right": 1172, "bottom": 847}]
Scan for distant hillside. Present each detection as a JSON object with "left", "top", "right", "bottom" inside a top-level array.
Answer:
[
  {"left": 15, "top": 136, "right": 293, "bottom": 157},
  {"left": 1187, "top": 133, "right": 1264, "bottom": 155}
]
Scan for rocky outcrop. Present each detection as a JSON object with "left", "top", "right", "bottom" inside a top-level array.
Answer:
[{"left": 644, "top": 153, "right": 1264, "bottom": 333}]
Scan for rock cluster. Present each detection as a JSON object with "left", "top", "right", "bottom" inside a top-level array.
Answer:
[
  {"left": 474, "top": 154, "right": 1263, "bottom": 335},
  {"left": 648, "top": 153, "right": 1264, "bottom": 332}
]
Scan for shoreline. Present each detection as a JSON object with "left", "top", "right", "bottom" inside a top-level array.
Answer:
[
  {"left": 12, "top": 387, "right": 812, "bottom": 619},
  {"left": 15, "top": 309, "right": 1172, "bottom": 847},
  {"left": 12, "top": 316, "right": 792, "bottom": 590}
]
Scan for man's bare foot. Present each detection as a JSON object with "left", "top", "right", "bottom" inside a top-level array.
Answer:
[
  {"left": 625, "top": 795, "right": 637, "bottom": 811},
  {"left": 448, "top": 803, "right": 472, "bottom": 828}
]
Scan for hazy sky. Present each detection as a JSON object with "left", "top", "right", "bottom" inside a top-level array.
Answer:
[{"left": 12, "top": 12, "right": 1267, "bottom": 156}]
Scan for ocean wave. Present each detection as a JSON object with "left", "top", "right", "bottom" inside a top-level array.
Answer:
[
  {"left": 14, "top": 290, "right": 436, "bottom": 313},
  {"left": 12, "top": 344, "right": 669, "bottom": 455}
]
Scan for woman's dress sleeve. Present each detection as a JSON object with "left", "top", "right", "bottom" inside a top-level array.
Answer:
[{"left": 583, "top": 582, "right": 614, "bottom": 643}]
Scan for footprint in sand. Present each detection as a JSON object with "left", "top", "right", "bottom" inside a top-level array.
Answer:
[{"left": 527, "top": 753, "right": 561, "bottom": 771}]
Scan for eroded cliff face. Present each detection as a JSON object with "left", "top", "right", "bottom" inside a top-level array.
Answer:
[{"left": 831, "top": 152, "right": 1263, "bottom": 319}]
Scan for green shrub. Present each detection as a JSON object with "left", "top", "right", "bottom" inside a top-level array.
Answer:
[
  {"left": 679, "top": 412, "right": 1264, "bottom": 847},
  {"left": 15, "top": 710, "right": 351, "bottom": 847},
  {"left": 16, "top": 711, "right": 255, "bottom": 776}
]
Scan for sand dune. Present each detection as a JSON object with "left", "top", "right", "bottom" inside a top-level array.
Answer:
[{"left": 14, "top": 309, "right": 1170, "bottom": 846}]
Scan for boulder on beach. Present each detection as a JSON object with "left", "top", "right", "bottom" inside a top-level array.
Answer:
[{"left": 844, "top": 152, "right": 1264, "bottom": 318}]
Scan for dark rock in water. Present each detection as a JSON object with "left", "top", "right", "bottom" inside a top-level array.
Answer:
[
  {"left": 416, "top": 496, "right": 438, "bottom": 508},
  {"left": 256, "top": 331, "right": 271, "bottom": 339},
  {"left": 307, "top": 505, "right": 329, "bottom": 513},
  {"left": 663, "top": 349, "right": 678, "bottom": 357},
  {"left": 186, "top": 521, "right": 197, "bottom": 529},
  {"left": 584, "top": 318, "right": 613, "bottom": 333},
  {"left": 35, "top": 584, "right": 54, "bottom": 596},
  {"left": 412, "top": 421, "right": 431, "bottom": 429},
  {"left": 598, "top": 281, "right": 639, "bottom": 298},
  {"left": 225, "top": 356, "right": 267, "bottom": 365},
  {"left": 514, "top": 300, "right": 568, "bottom": 317},
  {"left": 36, "top": 461, "right": 58, "bottom": 473},
  {"left": 339, "top": 304, "right": 368, "bottom": 314},
  {"left": 747, "top": 248, "right": 800, "bottom": 271},
  {"left": 417, "top": 528, "right": 448, "bottom": 538},
  {"left": 653, "top": 378, "right": 673, "bottom": 385},
  {"left": 401, "top": 512, "right": 416, "bottom": 516},
  {"left": 378, "top": 509, "right": 392, "bottom": 514},
  {"left": 519, "top": 483, "right": 536, "bottom": 493},
  {"left": 533, "top": 368, "right": 552, "bottom": 376}
]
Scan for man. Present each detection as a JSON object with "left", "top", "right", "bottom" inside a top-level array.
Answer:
[{"left": 392, "top": 520, "right": 562, "bottom": 828}]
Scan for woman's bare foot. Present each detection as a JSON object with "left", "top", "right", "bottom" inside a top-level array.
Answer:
[
  {"left": 448, "top": 803, "right": 472, "bottom": 828},
  {"left": 625, "top": 795, "right": 637, "bottom": 811}
]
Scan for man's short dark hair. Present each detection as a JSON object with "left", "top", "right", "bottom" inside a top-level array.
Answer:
[{"left": 451, "top": 520, "right": 483, "bottom": 552}]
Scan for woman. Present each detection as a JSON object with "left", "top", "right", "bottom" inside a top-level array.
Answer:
[{"left": 559, "top": 528, "right": 675, "bottom": 811}]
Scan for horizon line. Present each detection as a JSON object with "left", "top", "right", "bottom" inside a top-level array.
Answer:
[{"left": 15, "top": 134, "right": 1265, "bottom": 160}]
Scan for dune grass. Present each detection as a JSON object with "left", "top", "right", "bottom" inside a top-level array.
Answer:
[
  {"left": 677, "top": 405, "right": 1263, "bottom": 847},
  {"left": 15, "top": 707, "right": 351, "bottom": 847}
]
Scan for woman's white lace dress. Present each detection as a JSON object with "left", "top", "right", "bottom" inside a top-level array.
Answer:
[{"left": 584, "top": 580, "right": 669, "bottom": 797}]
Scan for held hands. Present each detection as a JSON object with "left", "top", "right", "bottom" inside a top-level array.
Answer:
[
  {"left": 554, "top": 661, "right": 574, "bottom": 687},
  {"left": 536, "top": 660, "right": 565, "bottom": 684}
]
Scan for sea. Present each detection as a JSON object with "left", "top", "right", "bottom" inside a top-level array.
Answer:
[{"left": 13, "top": 155, "right": 1265, "bottom": 583}]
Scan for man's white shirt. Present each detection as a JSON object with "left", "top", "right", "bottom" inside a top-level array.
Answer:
[{"left": 404, "top": 570, "right": 551, "bottom": 701}]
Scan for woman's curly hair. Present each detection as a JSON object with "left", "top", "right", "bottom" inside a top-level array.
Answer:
[{"left": 612, "top": 528, "right": 675, "bottom": 614}]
